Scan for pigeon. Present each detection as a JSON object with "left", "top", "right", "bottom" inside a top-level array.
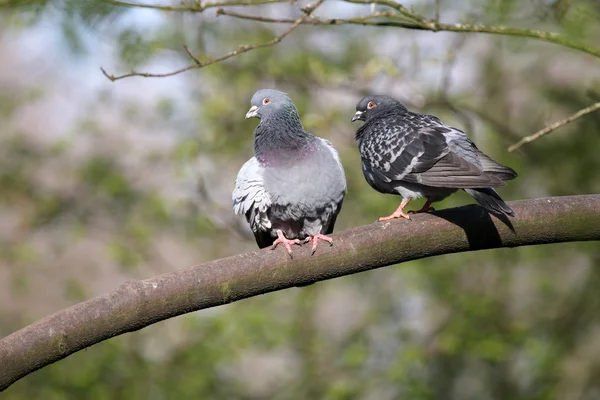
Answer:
[
  {"left": 351, "top": 95, "right": 517, "bottom": 221},
  {"left": 233, "top": 89, "right": 347, "bottom": 256}
]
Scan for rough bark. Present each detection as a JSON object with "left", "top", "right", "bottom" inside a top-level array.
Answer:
[{"left": 1, "top": 194, "right": 599, "bottom": 391}]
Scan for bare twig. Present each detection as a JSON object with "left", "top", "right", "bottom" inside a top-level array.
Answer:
[
  {"left": 343, "top": 0, "right": 426, "bottom": 23},
  {"left": 100, "top": 0, "right": 324, "bottom": 81},
  {"left": 508, "top": 102, "right": 600, "bottom": 152},
  {"left": 101, "top": 0, "right": 288, "bottom": 12},
  {"left": 215, "top": 8, "right": 404, "bottom": 25},
  {"left": 1, "top": 195, "right": 600, "bottom": 391},
  {"left": 183, "top": 44, "right": 202, "bottom": 66}
]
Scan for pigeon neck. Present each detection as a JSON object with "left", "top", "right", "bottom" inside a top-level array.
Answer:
[{"left": 253, "top": 118, "right": 315, "bottom": 165}]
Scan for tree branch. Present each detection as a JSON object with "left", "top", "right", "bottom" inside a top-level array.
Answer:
[
  {"left": 508, "top": 102, "right": 600, "bottom": 152},
  {"left": 215, "top": 8, "right": 411, "bottom": 25},
  {"left": 216, "top": 9, "right": 600, "bottom": 59},
  {"left": 343, "top": 0, "right": 427, "bottom": 23},
  {"left": 100, "top": 1, "right": 600, "bottom": 81},
  {"left": 1, "top": 195, "right": 600, "bottom": 391},
  {"left": 101, "top": 0, "right": 289, "bottom": 13},
  {"left": 100, "top": 0, "right": 323, "bottom": 81}
]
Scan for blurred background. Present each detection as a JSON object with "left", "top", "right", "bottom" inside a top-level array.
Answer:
[{"left": 1, "top": 0, "right": 600, "bottom": 398}]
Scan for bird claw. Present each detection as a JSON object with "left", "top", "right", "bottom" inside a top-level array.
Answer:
[
  {"left": 378, "top": 212, "right": 411, "bottom": 221},
  {"left": 378, "top": 199, "right": 412, "bottom": 222},
  {"left": 272, "top": 231, "right": 301, "bottom": 258},
  {"left": 408, "top": 206, "right": 435, "bottom": 214},
  {"left": 304, "top": 234, "right": 334, "bottom": 255}
]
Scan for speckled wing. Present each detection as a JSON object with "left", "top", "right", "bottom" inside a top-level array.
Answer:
[
  {"left": 232, "top": 157, "right": 273, "bottom": 247},
  {"left": 361, "top": 122, "right": 504, "bottom": 188},
  {"left": 444, "top": 126, "right": 518, "bottom": 181}
]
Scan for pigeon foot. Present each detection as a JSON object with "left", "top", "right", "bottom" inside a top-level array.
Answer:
[
  {"left": 304, "top": 234, "right": 333, "bottom": 255},
  {"left": 378, "top": 211, "right": 411, "bottom": 221},
  {"left": 378, "top": 198, "right": 411, "bottom": 221},
  {"left": 408, "top": 199, "right": 435, "bottom": 214},
  {"left": 272, "top": 230, "right": 301, "bottom": 258}
]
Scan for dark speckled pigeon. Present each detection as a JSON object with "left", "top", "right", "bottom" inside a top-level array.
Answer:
[
  {"left": 233, "top": 89, "right": 347, "bottom": 256},
  {"left": 352, "top": 95, "right": 517, "bottom": 220}
]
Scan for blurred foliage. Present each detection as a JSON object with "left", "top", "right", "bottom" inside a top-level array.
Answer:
[{"left": 1, "top": 0, "right": 600, "bottom": 399}]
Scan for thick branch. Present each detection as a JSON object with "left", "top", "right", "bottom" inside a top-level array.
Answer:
[
  {"left": 1, "top": 195, "right": 600, "bottom": 391},
  {"left": 508, "top": 102, "right": 600, "bottom": 152}
]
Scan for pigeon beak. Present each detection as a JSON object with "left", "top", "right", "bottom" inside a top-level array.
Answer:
[
  {"left": 246, "top": 106, "right": 259, "bottom": 119},
  {"left": 352, "top": 111, "right": 364, "bottom": 122}
]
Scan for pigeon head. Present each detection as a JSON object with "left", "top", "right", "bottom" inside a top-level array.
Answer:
[
  {"left": 246, "top": 89, "right": 300, "bottom": 123},
  {"left": 352, "top": 95, "right": 407, "bottom": 122},
  {"left": 246, "top": 89, "right": 311, "bottom": 160}
]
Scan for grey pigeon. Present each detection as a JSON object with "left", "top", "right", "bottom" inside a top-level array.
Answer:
[
  {"left": 351, "top": 95, "right": 517, "bottom": 220},
  {"left": 233, "top": 89, "right": 347, "bottom": 256}
]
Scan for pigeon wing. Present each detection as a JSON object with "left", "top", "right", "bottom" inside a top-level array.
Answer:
[
  {"left": 232, "top": 157, "right": 273, "bottom": 247},
  {"left": 444, "top": 127, "right": 518, "bottom": 181},
  {"left": 318, "top": 138, "right": 346, "bottom": 234},
  {"left": 319, "top": 138, "right": 347, "bottom": 207},
  {"left": 476, "top": 151, "right": 518, "bottom": 181},
  {"left": 366, "top": 124, "right": 503, "bottom": 188}
]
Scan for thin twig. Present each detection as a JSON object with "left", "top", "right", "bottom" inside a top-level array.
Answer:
[
  {"left": 183, "top": 44, "right": 201, "bottom": 66},
  {"left": 215, "top": 8, "right": 404, "bottom": 24},
  {"left": 100, "top": 0, "right": 324, "bottom": 81},
  {"left": 101, "top": 0, "right": 288, "bottom": 12},
  {"left": 343, "top": 0, "right": 426, "bottom": 23},
  {"left": 508, "top": 102, "right": 600, "bottom": 152}
]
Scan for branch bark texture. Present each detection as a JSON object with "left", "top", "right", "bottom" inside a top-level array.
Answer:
[{"left": 1, "top": 195, "right": 600, "bottom": 391}]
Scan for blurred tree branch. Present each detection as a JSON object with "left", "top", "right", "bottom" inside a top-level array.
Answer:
[
  {"left": 100, "top": 0, "right": 323, "bottom": 81},
  {"left": 215, "top": 6, "right": 600, "bottom": 58},
  {"left": 1, "top": 195, "right": 600, "bottom": 392},
  {"left": 101, "top": 0, "right": 289, "bottom": 12},
  {"left": 100, "top": 0, "right": 600, "bottom": 81},
  {"left": 508, "top": 102, "right": 600, "bottom": 152}
]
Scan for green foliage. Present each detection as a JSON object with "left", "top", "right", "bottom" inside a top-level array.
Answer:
[{"left": 1, "top": 0, "right": 600, "bottom": 398}]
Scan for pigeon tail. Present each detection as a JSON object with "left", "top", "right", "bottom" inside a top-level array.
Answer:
[{"left": 464, "top": 188, "right": 515, "bottom": 217}]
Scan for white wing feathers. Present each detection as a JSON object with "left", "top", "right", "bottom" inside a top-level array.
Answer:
[
  {"left": 232, "top": 157, "right": 271, "bottom": 231},
  {"left": 319, "top": 138, "right": 347, "bottom": 192}
]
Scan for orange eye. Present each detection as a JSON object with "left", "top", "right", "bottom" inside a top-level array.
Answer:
[
  {"left": 367, "top": 101, "right": 375, "bottom": 109},
  {"left": 263, "top": 98, "right": 270, "bottom": 105}
]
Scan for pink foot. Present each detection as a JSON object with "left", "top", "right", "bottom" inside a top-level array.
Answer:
[
  {"left": 304, "top": 233, "right": 334, "bottom": 255},
  {"left": 378, "top": 211, "right": 411, "bottom": 221},
  {"left": 272, "top": 230, "right": 301, "bottom": 257}
]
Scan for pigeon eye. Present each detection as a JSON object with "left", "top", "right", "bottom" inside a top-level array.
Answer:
[
  {"left": 263, "top": 98, "right": 270, "bottom": 105},
  {"left": 367, "top": 101, "right": 376, "bottom": 109}
]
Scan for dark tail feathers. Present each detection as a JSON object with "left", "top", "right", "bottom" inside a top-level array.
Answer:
[{"left": 464, "top": 188, "right": 515, "bottom": 217}]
